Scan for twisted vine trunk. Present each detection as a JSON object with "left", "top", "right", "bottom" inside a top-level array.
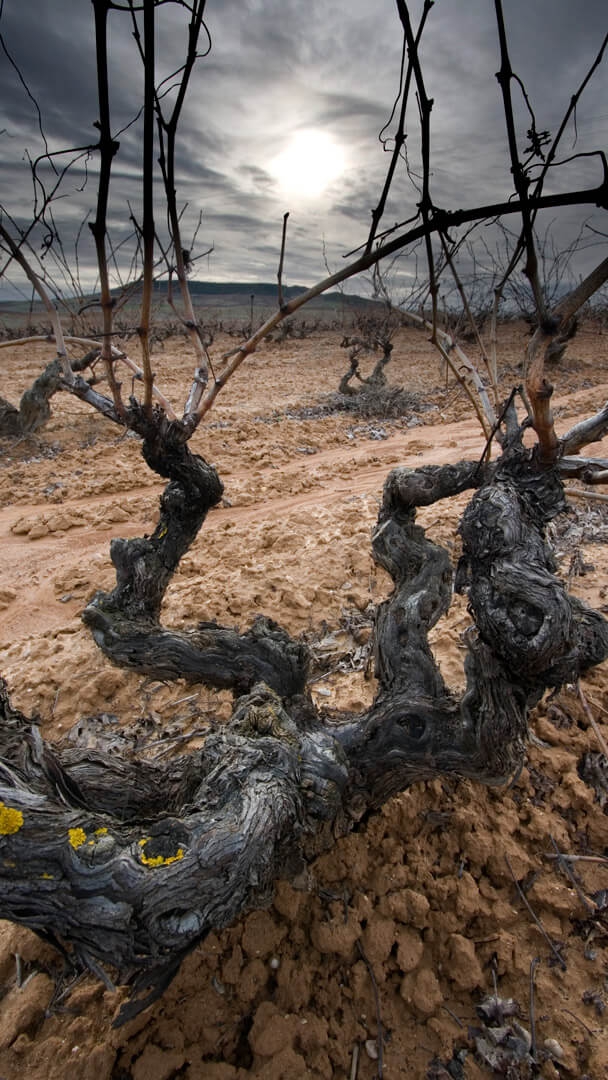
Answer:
[
  {"left": 0, "top": 354, "right": 97, "bottom": 438},
  {"left": 0, "top": 359, "right": 66, "bottom": 437},
  {"left": 82, "top": 407, "right": 308, "bottom": 697},
  {"left": 1, "top": 417, "right": 607, "bottom": 1024}
]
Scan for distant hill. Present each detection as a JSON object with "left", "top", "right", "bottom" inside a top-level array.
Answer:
[
  {"left": 137, "top": 280, "right": 379, "bottom": 312},
  {"left": 182, "top": 281, "right": 370, "bottom": 305},
  {"left": 0, "top": 280, "right": 379, "bottom": 319}
]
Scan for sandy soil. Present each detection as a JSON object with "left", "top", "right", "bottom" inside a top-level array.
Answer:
[{"left": 0, "top": 322, "right": 607, "bottom": 1079}]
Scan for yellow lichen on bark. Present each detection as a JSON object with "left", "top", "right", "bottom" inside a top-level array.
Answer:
[
  {"left": 68, "top": 827, "right": 87, "bottom": 850},
  {"left": 138, "top": 837, "right": 185, "bottom": 868},
  {"left": 0, "top": 802, "right": 24, "bottom": 835}
]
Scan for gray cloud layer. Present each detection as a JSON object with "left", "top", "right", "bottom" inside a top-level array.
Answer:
[{"left": 1, "top": 0, "right": 606, "bottom": 301}]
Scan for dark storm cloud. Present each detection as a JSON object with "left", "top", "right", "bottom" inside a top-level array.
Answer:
[
  {"left": 1, "top": 0, "right": 607, "bottom": 300},
  {"left": 0, "top": 0, "right": 139, "bottom": 147}
]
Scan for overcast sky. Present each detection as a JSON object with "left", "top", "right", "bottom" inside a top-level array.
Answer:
[{"left": 0, "top": 0, "right": 607, "bottom": 304}]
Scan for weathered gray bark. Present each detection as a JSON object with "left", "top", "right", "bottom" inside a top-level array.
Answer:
[
  {"left": 1, "top": 419, "right": 607, "bottom": 1025},
  {"left": 0, "top": 358, "right": 64, "bottom": 436},
  {"left": 0, "top": 353, "right": 98, "bottom": 438}
]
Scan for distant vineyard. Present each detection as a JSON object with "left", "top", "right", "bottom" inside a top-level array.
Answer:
[{"left": 0, "top": 282, "right": 382, "bottom": 341}]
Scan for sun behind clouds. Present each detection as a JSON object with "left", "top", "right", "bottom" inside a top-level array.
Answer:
[{"left": 269, "top": 130, "right": 345, "bottom": 198}]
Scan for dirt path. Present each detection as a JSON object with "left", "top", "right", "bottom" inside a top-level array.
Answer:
[
  {"left": 0, "top": 414, "right": 482, "bottom": 646},
  {"left": 3, "top": 388, "right": 607, "bottom": 648}
]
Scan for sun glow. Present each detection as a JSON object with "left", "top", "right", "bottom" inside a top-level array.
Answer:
[{"left": 270, "top": 130, "right": 345, "bottom": 198}]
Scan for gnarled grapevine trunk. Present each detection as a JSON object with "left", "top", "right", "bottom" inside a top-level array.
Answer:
[
  {"left": 82, "top": 406, "right": 308, "bottom": 698},
  {"left": 0, "top": 353, "right": 98, "bottom": 438},
  {"left": 0, "top": 359, "right": 64, "bottom": 437},
  {"left": 1, "top": 419, "right": 607, "bottom": 1024}
]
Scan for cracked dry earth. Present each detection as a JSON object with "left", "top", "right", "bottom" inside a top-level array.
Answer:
[{"left": 0, "top": 322, "right": 607, "bottom": 1079}]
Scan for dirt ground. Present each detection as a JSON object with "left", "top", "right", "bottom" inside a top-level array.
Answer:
[{"left": 0, "top": 321, "right": 607, "bottom": 1079}]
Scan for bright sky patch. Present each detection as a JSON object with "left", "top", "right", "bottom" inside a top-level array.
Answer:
[{"left": 270, "top": 130, "right": 345, "bottom": 198}]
